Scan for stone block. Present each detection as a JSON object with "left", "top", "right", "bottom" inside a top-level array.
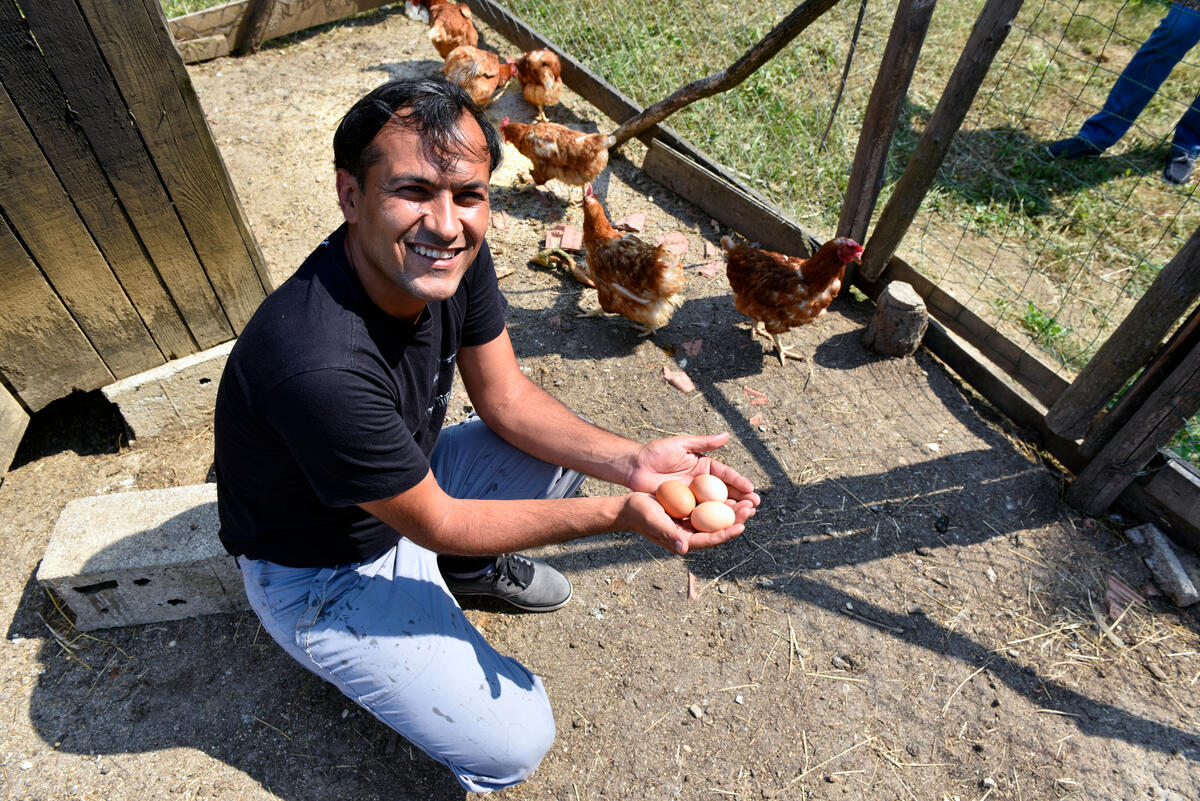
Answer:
[
  {"left": 1126, "top": 522, "right": 1199, "bottom": 607},
  {"left": 1, "top": 382, "right": 29, "bottom": 477},
  {"left": 101, "top": 340, "right": 234, "bottom": 440},
  {"left": 36, "top": 484, "right": 247, "bottom": 631}
]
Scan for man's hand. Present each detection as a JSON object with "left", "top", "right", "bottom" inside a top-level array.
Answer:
[
  {"left": 624, "top": 432, "right": 761, "bottom": 505},
  {"left": 620, "top": 492, "right": 756, "bottom": 555}
]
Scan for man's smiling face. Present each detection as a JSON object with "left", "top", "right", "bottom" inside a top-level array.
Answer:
[{"left": 337, "top": 112, "right": 491, "bottom": 320}]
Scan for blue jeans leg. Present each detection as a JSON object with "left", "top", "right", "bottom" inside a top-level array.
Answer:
[
  {"left": 1077, "top": 3, "right": 1200, "bottom": 150},
  {"left": 236, "top": 416, "right": 585, "bottom": 793}
]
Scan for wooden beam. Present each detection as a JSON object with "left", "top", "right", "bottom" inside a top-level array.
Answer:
[
  {"left": 1065, "top": 331, "right": 1200, "bottom": 515},
  {"left": 1080, "top": 303, "right": 1200, "bottom": 458},
  {"left": 167, "top": 0, "right": 383, "bottom": 62},
  {"left": 609, "top": 0, "right": 842, "bottom": 148},
  {"left": 0, "top": 214, "right": 113, "bottom": 411},
  {"left": 1046, "top": 223, "right": 1200, "bottom": 440},
  {"left": 175, "top": 34, "right": 230, "bottom": 63},
  {"left": 0, "top": 81, "right": 163, "bottom": 379},
  {"left": 16, "top": 0, "right": 235, "bottom": 353},
  {"left": 237, "top": 0, "right": 279, "bottom": 54},
  {"left": 0, "top": 4, "right": 207, "bottom": 360},
  {"left": 79, "top": 0, "right": 272, "bottom": 329},
  {"left": 1119, "top": 454, "right": 1200, "bottom": 552},
  {"left": 858, "top": 0, "right": 1026, "bottom": 281},
  {"left": 837, "top": 0, "right": 937, "bottom": 247}
]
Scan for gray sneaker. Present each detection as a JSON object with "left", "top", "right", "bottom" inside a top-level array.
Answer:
[
  {"left": 1163, "top": 151, "right": 1196, "bottom": 185},
  {"left": 443, "top": 554, "right": 572, "bottom": 612}
]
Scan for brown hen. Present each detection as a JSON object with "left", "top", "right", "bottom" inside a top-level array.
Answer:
[
  {"left": 580, "top": 185, "right": 685, "bottom": 336},
  {"left": 721, "top": 235, "right": 863, "bottom": 364},
  {"left": 428, "top": 2, "right": 478, "bottom": 59},
  {"left": 442, "top": 46, "right": 516, "bottom": 107},
  {"left": 514, "top": 49, "right": 563, "bottom": 121},
  {"left": 501, "top": 119, "right": 613, "bottom": 204}
]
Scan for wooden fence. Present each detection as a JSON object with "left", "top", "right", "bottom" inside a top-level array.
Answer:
[
  {"left": 14, "top": 0, "right": 1198, "bottom": 543},
  {"left": 0, "top": 0, "right": 270, "bottom": 469}
]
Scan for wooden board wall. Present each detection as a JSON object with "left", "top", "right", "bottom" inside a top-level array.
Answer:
[
  {"left": 169, "top": 0, "right": 385, "bottom": 61},
  {"left": 0, "top": 0, "right": 269, "bottom": 412}
]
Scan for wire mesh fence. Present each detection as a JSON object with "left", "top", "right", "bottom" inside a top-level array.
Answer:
[{"left": 503, "top": 0, "right": 1200, "bottom": 464}]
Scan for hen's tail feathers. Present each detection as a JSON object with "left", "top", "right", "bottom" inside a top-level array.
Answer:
[{"left": 720, "top": 235, "right": 736, "bottom": 253}]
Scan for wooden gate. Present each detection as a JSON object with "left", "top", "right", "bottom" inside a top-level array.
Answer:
[{"left": 0, "top": 0, "right": 270, "bottom": 430}]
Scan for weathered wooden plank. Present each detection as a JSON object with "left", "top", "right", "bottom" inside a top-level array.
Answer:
[
  {"left": 259, "top": 0, "right": 382, "bottom": 42},
  {"left": 175, "top": 34, "right": 230, "bottom": 63},
  {"left": 0, "top": 379, "right": 29, "bottom": 476},
  {"left": 237, "top": 0, "right": 281, "bottom": 54},
  {"left": 1066, "top": 334, "right": 1200, "bottom": 515},
  {"left": 168, "top": 0, "right": 383, "bottom": 59},
  {"left": 0, "top": 83, "right": 162, "bottom": 379},
  {"left": 1081, "top": 303, "right": 1200, "bottom": 458},
  {"left": 1125, "top": 457, "right": 1200, "bottom": 550},
  {"left": 0, "top": 212, "right": 113, "bottom": 410},
  {"left": 643, "top": 140, "right": 820, "bottom": 257},
  {"left": 859, "top": 0, "right": 1026, "bottom": 281},
  {"left": 15, "top": 0, "right": 234, "bottom": 353},
  {"left": 0, "top": 5, "right": 200, "bottom": 361},
  {"left": 1046, "top": 224, "right": 1200, "bottom": 440},
  {"left": 79, "top": 0, "right": 271, "bottom": 330},
  {"left": 837, "top": 0, "right": 937, "bottom": 249},
  {"left": 169, "top": 0, "right": 251, "bottom": 43}
]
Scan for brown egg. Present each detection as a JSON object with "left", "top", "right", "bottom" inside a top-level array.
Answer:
[
  {"left": 690, "top": 474, "right": 728, "bottom": 503},
  {"left": 690, "top": 501, "right": 735, "bottom": 533},
  {"left": 656, "top": 479, "right": 697, "bottom": 519}
]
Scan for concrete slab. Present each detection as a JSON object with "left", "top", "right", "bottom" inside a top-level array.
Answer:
[
  {"left": 101, "top": 340, "right": 234, "bottom": 440},
  {"left": 1126, "top": 522, "right": 1200, "bottom": 607},
  {"left": 36, "top": 483, "right": 247, "bottom": 631}
]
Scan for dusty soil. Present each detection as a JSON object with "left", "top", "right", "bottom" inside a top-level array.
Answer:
[{"left": 3, "top": 7, "right": 1199, "bottom": 800}]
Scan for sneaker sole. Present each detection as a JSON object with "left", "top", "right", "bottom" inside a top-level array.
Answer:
[{"left": 449, "top": 586, "right": 573, "bottom": 612}]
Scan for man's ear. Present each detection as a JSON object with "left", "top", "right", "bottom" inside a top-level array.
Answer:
[{"left": 336, "top": 169, "right": 360, "bottom": 224}]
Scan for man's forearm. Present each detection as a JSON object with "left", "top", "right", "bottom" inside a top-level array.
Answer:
[{"left": 473, "top": 374, "right": 639, "bottom": 487}]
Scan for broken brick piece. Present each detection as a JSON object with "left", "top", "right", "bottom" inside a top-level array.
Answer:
[
  {"left": 613, "top": 212, "right": 646, "bottom": 232},
  {"left": 656, "top": 232, "right": 689, "bottom": 255}
]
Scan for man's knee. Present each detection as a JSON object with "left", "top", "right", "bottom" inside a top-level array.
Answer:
[{"left": 451, "top": 704, "right": 556, "bottom": 791}]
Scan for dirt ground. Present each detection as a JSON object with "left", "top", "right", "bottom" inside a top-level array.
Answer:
[{"left": 3, "top": 7, "right": 1199, "bottom": 800}]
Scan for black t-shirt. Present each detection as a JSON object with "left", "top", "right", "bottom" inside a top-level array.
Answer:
[{"left": 214, "top": 224, "right": 507, "bottom": 567}]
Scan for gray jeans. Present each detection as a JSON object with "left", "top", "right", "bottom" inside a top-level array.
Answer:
[{"left": 238, "top": 415, "right": 585, "bottom": 793}]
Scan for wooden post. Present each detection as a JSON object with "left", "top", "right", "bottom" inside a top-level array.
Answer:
[
  {"left": 857, "top": 0, "right": 1025, "bottom": 282},
  {"left": 837, "top": 0, "right": 937, "bottom": 248},
  {"left": 1080, "top": 303, "right": 1200, "bottom": 458},
  {"left": 1065, "top": 334, "right": 1200, "bottom": 515},
  {"left": 237, "top": 0, "right": 279, "bottom": 55},
  {"left": 608, "top": 0, "right": 841, "bottom": 149},
  {"left": 1046, "top": 224, "right": 1200, "bottom": 440}
]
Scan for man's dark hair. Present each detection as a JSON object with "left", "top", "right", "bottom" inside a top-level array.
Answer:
[{"left": 333, "top": 76, "right": 502, "bottom": 187}]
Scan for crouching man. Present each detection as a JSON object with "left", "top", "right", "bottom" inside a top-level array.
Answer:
[{"left": 214, "top": 76, "right": 759, "bottom": 792}]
